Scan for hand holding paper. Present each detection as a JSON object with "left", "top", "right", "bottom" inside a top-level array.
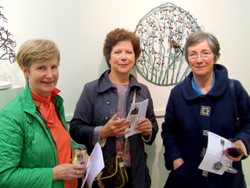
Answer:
[
  {"left": 198, "top": 132, "right": 235, "bottom": 175},
  {"left": 125, "top": 99, "right": 148, "bottom": 138}
]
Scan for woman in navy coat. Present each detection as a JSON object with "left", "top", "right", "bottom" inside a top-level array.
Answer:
[
  {"left": 70, "top": 28, "right": 158, "bottom": 188},
  {"left": 161, "top": 31, "right": 250, "bottom": 188}
]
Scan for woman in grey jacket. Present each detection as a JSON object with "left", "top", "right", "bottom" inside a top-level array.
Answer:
[{"left": 70, "top": 28, "right": 158, "bottom": 188}]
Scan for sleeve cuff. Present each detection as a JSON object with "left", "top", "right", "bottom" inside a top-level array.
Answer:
[
  {"left": 92, "top": 126, "right": 107, "bottom": 147},
  {"left": 142, "top": 132, "right": 152, "bottom": 143}
]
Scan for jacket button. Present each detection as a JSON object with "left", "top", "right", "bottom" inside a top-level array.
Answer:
[
  {"left": 203, "top": 130, "right": 209, "bottom": 136},
  {"left": 106, "top": 101, "right": 110, "bottom": 105},
  {"left": 27, "top": 117, "right": 32, "bottom": 123},
  {"left": 200, "top": 147, "right": 207, "bottom": 157},
  {"left": 202, "top": 170, "right": 208, "bottom": 177}
]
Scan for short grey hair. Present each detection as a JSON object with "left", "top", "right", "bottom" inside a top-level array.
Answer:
[{"left": 184, "top": 31, "right": 221, "bottom": 63}]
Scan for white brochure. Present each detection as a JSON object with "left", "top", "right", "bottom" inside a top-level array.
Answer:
[
  {"left": 81, "top": 143, "right": 104, "bottom": 188},
  {"left": 198, "top": 131, "right": 232, "bottom": 175},
  {"left": 125, "top": 99, "right": 148, "bottom": 138}
]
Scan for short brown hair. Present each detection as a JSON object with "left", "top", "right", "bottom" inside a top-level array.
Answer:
[
  {"left": 16, "top": 39, "right": 60, "bottom": 70},
  {"left": 103, "top": 28, "right": 141, "bottom": 67}
]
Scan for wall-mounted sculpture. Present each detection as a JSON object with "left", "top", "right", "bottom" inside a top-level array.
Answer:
[
  {"left": 135, "top": 2, "right": 202, "bottom": 86},
  {"left": 0, "top": 6, "right": 16, "bottom": 64}
]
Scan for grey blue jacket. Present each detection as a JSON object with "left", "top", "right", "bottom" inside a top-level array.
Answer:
[
  {"left": 70, "top": 69, "right": 158, "bottom": 188},
  {"left": 0, "top": 84, "right": 67, "bottom": 188},
  {"left": 161, "top": 64, "right": 250, "bottom": 188}
]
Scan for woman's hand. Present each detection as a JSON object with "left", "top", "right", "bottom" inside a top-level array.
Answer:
[
  {"left": 135, "top": 118, "right": 152, "bottom": 136},
  {"left": 100, "top": 113, "right": 131, "bottom": 138},
  {"left": 52, "top": 163, "right": 86, "bottom": 181},
  {"left": 173, "top": 158, "right": 184, "bottom": 170},
  {"left": 223, "top": 140, "right": 248, "bottom": 162}
]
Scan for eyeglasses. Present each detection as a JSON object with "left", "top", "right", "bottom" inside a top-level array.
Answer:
[{"left": 188, "top": 52, "right": 212, "bottom": 61}]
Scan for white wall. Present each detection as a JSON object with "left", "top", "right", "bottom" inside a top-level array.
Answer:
[{"left": 1, "top": 0, "right": 250, "bottom": 187}]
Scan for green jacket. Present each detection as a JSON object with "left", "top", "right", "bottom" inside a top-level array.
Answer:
[{"left": 0, "top": 84, "right": 70, "bottom": 188}]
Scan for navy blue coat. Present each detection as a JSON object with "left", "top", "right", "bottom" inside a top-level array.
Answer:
[
  {"left": 70, "top": 70, "right": 158, "bottom": 188},
  {"left": 161, "top": 64, "right": 250, "bottom": 188}
]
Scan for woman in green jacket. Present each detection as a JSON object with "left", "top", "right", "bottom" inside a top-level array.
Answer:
[{"left": 0, "top": 39, "right": 87, "bottom": 188}]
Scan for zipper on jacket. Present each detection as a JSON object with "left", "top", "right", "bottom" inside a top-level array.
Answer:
[{"left": 35, "top": 110, "right": 59, "bottom": 165}]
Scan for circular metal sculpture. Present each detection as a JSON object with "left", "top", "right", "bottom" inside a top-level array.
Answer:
[{"left": 135, "top": 2, "right": 202, "bottom": 86}]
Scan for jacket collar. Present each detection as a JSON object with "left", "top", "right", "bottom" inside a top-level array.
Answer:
[
  {"left": 97, "top": 69, "right": 141, "bottom": 93},
  {"left": 22, "top": 83, "right": 63, "bottom": 115},
  {"left": 22, "top": 83, "right": 37, "bottom": 115},
  {"left": 182, "top": 64, "right": 229, "bottom": 100}
]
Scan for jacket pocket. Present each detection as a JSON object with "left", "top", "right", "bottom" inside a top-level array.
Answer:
[{"left": 169, "top": 162, "right": 198, "bottom": 186}]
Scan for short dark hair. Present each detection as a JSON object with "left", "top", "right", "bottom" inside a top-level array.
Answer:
[{"left": 103, "top": 28, "right": 141, "bottom": 67}]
